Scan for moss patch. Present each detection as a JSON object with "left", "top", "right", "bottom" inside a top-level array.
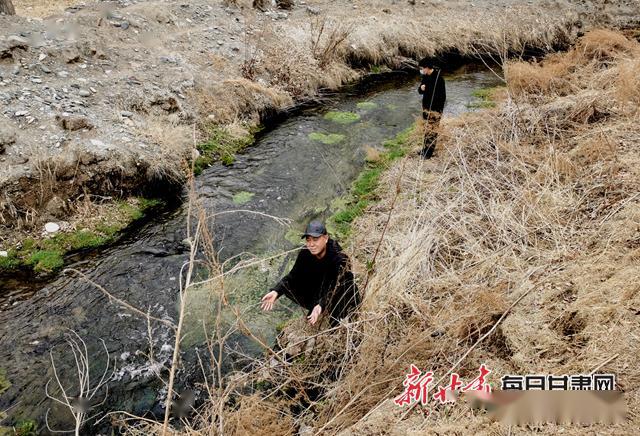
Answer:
[
  {"left": 0, "top": 197, "right": 162, "bottom": 274},
  {"left": 27, "top": 251, "right": 64, "bottom": 273},
  {"left": 356, "top": 101, "right": 378, "bottom": 110},
  {"left": 194, "top": 124, "right": 259, "bottom": 174},
  {"left": 308, "top": 132, "right": 346, "bottom": 145},
  {"left": 13, "top": 420, "right": 37, "bottom": 436},
  {"left": 324, "top": 111, "right": 360, "bottom": 124},
  {"left": 232, "top": 191, "right": 255, "bottom": 205},
  {"left": 467, "top": 86, "right": 504, "bottom": 109},
  {"left": 328, "top": 126, "right": 413, "bottom": 240}
]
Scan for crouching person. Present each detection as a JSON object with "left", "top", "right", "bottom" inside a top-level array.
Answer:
[{"left": 260, "top": 220, "right": 360, "bottom": 327}]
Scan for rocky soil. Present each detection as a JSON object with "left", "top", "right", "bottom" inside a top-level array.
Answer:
[{"left": 1, "top": 0, "right": 638, "bottom": 243}]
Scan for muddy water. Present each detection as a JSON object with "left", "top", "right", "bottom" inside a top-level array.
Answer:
[{"left": 0, "top": 65, "right": 503, "bottom": 431}]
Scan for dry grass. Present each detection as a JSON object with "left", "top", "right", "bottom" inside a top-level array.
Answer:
[
  {"left": 193, "top": 78, "right": 293, "bottom": 124},
  {"left": 14, "top": 0, "right": 78, "bottom": 18},
  {"left": 134, "top": 115, "right": 193, "bottom": 181},
  {"left": 178, "top": 29, "right": 640, "bottom": 436}
]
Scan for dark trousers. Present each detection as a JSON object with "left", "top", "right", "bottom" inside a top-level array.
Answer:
[{"left": 421, "top": 110, "right": 442, "bottom": 159}]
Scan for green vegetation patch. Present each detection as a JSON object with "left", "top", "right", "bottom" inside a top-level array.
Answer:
[
  {"left": 13, "top": 420, "right": 37, "bottom": 436},
  {"left": 232, "top": 191, "right": 255, "bottom": 205},
  {"left": 324, "top": 111, "right": 360, "bottom": 124},
  {"left": 194, "top": 124, "right": 259, "bottom": 174},
  {"left": 27, "top": 251, "right": 64, "bottom": 273},
  {"left": 0, "top": 198, "right": 162, "bottom": 274},
  {"left": 308, "top": 132, "right": 346, "bottom": 145},
  {"left": 467, "top": 86, "right": 504, "bottom": 109},
  {"left": 328, "top": 126, "right": 413, "bottom": 240},
  {"left": 356, "top": 101, "right": 378, "bottom": 110}
]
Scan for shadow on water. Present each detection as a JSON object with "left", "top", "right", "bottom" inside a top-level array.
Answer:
[{"left": 0, "top": 63, "right": 503, "bottom": 432}]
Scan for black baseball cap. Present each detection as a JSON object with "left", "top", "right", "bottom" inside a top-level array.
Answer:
[
  {"left": 301, "top": 220, "right": 327, "bottom": 238},
  {"left": 418, "top": 57, "right": 436, "bottom": 69}
]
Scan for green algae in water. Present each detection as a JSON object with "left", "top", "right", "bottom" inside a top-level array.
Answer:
[
  {"left": 308, "top": 132, "right": 345, "bottom": 145},
  {"left": 232, "top": 191, "right": 255, "bottom": 205},
  {"left": 356, "top": 101, "right": 378, "bottom": 110},
  {"left": 324, "top": 111, "right": 360, "bottom": 124},
  {"left": 466, "top": 86, "right": 503, "bottom": 109}
]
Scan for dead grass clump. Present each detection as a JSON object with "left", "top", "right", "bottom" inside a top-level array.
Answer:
[
  {"left": 223, "top": 395, "right": 295, "bottom": 435},
  {"left": 615, "top": 58, "right": 640, "bottom": 108},
  {"left": 310, "top": 18, "right": 354, "bottom": 69},
  {"left": 507, "top": 29, "right": 640, "bottom": 100},
  {"left": 569, "top": 137, "right": 616, "bottom": 167},
  {"left": 453, "top": 289, "right": 510, "bottom": 344},
  {"left": 574, "top": 29, "right": 638, "bottom": 63},
  {"left": 135, "top": 115, "right": 192, "bottom": 181},
  {"left": 194, "top": 78, "right": 293, "bottom": 124},
  {"left": 260, "top": 41, "right": 318, "bottom": 98}
]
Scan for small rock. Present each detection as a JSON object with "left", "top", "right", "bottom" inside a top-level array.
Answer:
[
  {"left": 31, "top": 78, "right": 42, "bottom": 83},
  {"left": 298, "top": 425, "right": 315, "bottom": 436},
  {"left": 120, "top": 111, "right": 134, "bottom": 118},
  {"left": 78, "top": 89, "right": 91, "bottom": 97},
  {"left": 45, "top": 196, "right": 66, "bottom": 217},
  {"left": 57, "top": 115, "right": 93, "bottom": 131},
  {"left": 38, "top": 53, "right": 47, "bottom": 61},
  {"left": 120, "top": 21, "right": 130, "bottom": 30},
  {"left": 7, "top": 35, "right": 29, "bottom": 50},
  {"left": 0, "top": 127, "right": 17, "bottom": 154},
  {"left": 107, "top": 10, "right": 124, "bottom": 20},
  {"left": 44, "top": 222, "right": 60, "bottom": 233},
  {"left": 14, "top": 110, "right": 29, "bottom": 117},
  {"left": 0, "top": 251, "right": 8, "bottom": 257}
]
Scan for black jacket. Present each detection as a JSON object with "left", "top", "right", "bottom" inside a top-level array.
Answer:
[
  {"left": 272, "top": 239, "right": 360, "bottom": 325},
  {"left": 418, "top": 69, "right": 446, "bottom": 113}
]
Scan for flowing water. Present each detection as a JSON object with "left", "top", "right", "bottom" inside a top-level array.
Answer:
[{"left": 0, "top": 64, "right": 503, "bottom": 432}]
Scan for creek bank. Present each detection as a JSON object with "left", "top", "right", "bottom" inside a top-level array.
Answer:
[{"left": 0, "top": 64, "right": 504, "bottom": 432}]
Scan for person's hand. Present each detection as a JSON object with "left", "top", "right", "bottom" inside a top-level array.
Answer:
[
  {"left": 261, "top": 291, "right": 278, "bottom": 311},
  {"left": 420, "top": 84, "right": 426, "bottom": 91},
  {"left": 307, "top": 305, "right": 322, "bottom": 325}
]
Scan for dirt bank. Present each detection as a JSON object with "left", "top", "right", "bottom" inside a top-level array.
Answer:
[{"left": 3, "top": 0, "right": 637, "bottom": 247}]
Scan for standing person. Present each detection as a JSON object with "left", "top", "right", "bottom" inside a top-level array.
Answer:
[
  {"left": 260, "top": 220, "right": 360, "bottom": 327},
  {"left": 417, "top": 58, "right": 447, "bottom": 159}
]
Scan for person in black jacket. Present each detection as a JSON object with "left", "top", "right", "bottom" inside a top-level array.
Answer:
[
  {"left": 417, "top": 58, "right": 446, "bottom": 159},
  {"left": 260, "top": 220, "right": 360, "bottom": 327}
]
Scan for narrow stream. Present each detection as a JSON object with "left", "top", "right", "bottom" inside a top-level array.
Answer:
[{"left": 0, "top": 64, "right": 503, "bottom": 431}]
